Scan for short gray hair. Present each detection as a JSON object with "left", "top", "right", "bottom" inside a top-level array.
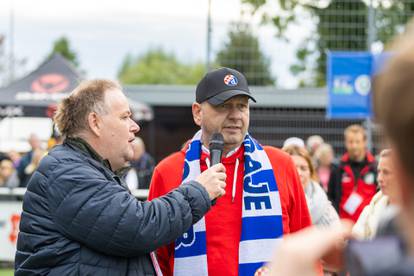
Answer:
[{"left": 54, "top": 79, "right": 121, "bottom": 137}]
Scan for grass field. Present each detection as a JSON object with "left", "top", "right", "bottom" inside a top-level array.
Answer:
[{"left": 0, "top": 269, "right": 13, "bottom": 276}]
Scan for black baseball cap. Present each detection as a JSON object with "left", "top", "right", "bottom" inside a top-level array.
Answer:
[{"left": 195, "top": 67, "right": 256, "bottom": 105}]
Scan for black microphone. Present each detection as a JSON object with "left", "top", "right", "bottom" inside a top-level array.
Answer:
[
  {"left": 209, "top": 133, "right": 224, "bottom": 205},
  {"left": 209, "top": 133, "right": 224, "bottom": 166}
]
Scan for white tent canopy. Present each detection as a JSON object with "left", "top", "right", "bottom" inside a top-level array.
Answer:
[{"left": 0, "top": 117, "right": 52, "bottom": 152}]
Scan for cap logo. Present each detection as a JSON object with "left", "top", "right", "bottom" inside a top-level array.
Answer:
[{"left": 223, "top": 74, "right": 238, "bottom": 86}]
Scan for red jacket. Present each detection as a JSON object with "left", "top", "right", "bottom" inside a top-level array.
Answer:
[
  {"left": 328, "top": 152, "right": 378, "bottom": 222},
  {"left": 148, "top": 144, "right": 311, "bottom": 276}
]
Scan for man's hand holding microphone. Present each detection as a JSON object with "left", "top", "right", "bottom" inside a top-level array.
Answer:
[{"left": 196, "top": 133, "right": 226, "bottom": 201}]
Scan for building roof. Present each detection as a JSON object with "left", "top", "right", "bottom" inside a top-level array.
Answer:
[{"left": 124, "top": 85, "right": 327, "bottom": 108}]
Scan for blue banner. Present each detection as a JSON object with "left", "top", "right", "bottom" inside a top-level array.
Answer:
[{"left": 327, "top": 52, "right": 373, "bottom": 119}]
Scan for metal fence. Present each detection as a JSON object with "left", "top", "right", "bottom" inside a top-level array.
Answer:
[
  {"left": 249, "top": 107, "right": 386, "bottom": 157},
  {"left": 136, "top": 105, "right": 386, "bottom": 163},
  {"left": 210, "top": 0, "right": 414, "bottom": 88}
]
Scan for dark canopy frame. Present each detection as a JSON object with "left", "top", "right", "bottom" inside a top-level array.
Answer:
[{"left": 0, "top": 54, "right": 153, "bottom": 121}]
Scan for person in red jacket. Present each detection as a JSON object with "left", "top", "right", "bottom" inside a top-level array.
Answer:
[
  {"left": 148, "top": 67, "right": 311, "bottom": 276},
  {"left": 328, "top": 124, "right": 378, "bottom": 222}
]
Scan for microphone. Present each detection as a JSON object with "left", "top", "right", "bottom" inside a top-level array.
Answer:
[
  {"left": 209, "top": 133, "right": 224, "bottom": 205},
  {"left": 209, "top": 133, "right": 224, "bottom": 166}
]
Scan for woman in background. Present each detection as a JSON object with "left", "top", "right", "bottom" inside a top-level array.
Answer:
[
  {"left": 314, "top": 143, "right": 336, "bottom": 192},
  {"left": 352, "top": 149, "right": 398, "bottom": 239},
  {"left": 283, "top": 145, "right": 339, "bottom": 227}
]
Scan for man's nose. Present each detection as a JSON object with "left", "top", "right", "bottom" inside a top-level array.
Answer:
[
  {"left": 228, "top": 106, "right": 242, "bottom": 119},
  {"left": 377, "top": 173, "right": 383, "bottom": 183},
  {"left": 130, "top": 119, "right": 140, "bottom": 133}
]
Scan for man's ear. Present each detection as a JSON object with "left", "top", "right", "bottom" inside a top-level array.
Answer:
[
  {"left": 88, "top": 112, "right": 101, "bottom": 137},
  {"left": 192, "top": 102, "right": 202, "bottom": 127}
]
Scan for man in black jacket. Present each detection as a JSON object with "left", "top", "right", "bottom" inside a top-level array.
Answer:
[{"left": 15, "top": 79, "right": 227, "bottom": 276}]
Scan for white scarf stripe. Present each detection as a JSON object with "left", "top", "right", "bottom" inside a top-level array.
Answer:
[
  {"left": 238, "top": 239, "right": 282, "bottom": 264},
  {"left": 174, "top": 255, "right": 209, "bottom": 275}
]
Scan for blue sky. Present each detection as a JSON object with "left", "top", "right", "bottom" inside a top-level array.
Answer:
[{"left": 0, "top": 0, "right": 307, "bottom": 88}]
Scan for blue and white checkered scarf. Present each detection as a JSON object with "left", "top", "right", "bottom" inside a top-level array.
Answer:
[{"left": 174, "top": 130, "right": 284, "bottom": 275}]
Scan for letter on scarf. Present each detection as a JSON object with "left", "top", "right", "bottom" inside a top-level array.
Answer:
[{"left": 244, "top": 196, "right": 272, "bottom": 210}]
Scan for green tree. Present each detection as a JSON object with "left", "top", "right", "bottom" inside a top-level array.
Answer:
[
  {"left": 118, "top": 48, "right": 205, "bottom": 85},
  {"left": 243, "top": 0, "right": 414, "bottom": 87},
  {"left": 48, "top": 36, "right": 79, "bottom": 67},
  {"left": 215, "top": 22, "right": 275, "bottom": 86},
  {"left": 313, "top": 1, "right": 368, "bottom": 86}
]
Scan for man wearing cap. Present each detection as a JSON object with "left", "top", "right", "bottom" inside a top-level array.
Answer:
[{"left": 148, "top": 67, "right": 311, "bottom": 276}]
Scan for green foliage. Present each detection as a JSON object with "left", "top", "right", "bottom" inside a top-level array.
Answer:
[
  {"left": 117, "top": 48, "right": 205, "bottom": 85},
  {"left": 215, "top": 22, "right": 275, "bottom": 86},
  {"left": 243, "top": 0, "right": 266, "bottom": 11},
  {"left": 0, "top": 269, "right": 13, "bottom": 276},
  {"left": 243, "top": 0, "right": 414, "bottom": 87},
  {"left": 375, "top": 1, "right": 414, "bottom": 43},
  {"left": 313, "top": 0, "right": 368, "bottom": 86},
  {"left": 48, "top": 37, "right": 79, "bottom": 67}
]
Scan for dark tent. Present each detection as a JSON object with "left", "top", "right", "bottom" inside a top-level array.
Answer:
[{"left": 0, "top": 54, "right": 153, "bottom": 121}]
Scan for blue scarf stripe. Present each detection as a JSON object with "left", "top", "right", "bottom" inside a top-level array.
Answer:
[
  {"left": 174, "top": 231, "right": 207, "bottom": 258},
  {"left": 244, "top": 156, "right": 274, "bottom": 176},
  {"left": 243, "top": 136, "right": 263, "bottom": 153},
  {"left": 239, "top": 262, "right": 264, "bottom": 276},
  {"left": 240, "top": 215, "right": 283, "bottom": 241},
  {"left": 244, "top": 169, "right": 279, "bottom": 192},
  {"left": 186, "top": 140, "right": 202, "bottom": 161}
]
